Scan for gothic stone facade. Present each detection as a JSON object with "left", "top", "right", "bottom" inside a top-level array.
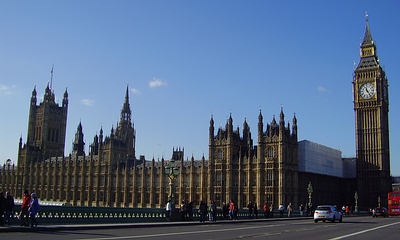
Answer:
[
  {"left": 0, "top": 18, "right": 390, "bottom": 210},
  {"left": 0, "top": 83, "right": 302, "bottom": 209},
  {"left": 353, "top": 16, "right": 392, "bottom": 209}
]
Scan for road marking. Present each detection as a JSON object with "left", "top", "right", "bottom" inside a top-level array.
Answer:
[
  {"left": 328, "top": 221, "right": 400, "bottom": 240},
  {"left": 74, "top": 224, "right": 281, "bottom": 240}
]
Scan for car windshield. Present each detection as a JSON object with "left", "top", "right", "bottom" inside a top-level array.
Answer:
[{"left": 316, "top": 206, "right": 331, "bottom": 210}]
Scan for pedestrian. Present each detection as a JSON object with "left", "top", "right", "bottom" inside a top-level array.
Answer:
[
  {"left": 229, "top": 200, "right": 235, "bottom": 220},
  {"left": 188, "top": 201, "right": 193, "bottom": 220},
  {"left": 233, "top": 201, "right": 239, "bottom": 220},
  {"left": 29, "top": 193, "right": 40, "bottom": 228},
  {"left": 209, "top": 201, "right": 217, "bottom": 222},
  {"left": 165, "top": 200, "right": 172, "bottom": 221},
  {"left": 287, "top": 203, "right": 292, "bottom": 217},
  {"left": 225, "top": 203, "right": 230, "bottom": 219},
  {"left": 279, "top": 204, "right": 284, "bottom": 217},
  {"left": 199, "top": 201, "right": 207, "bottom": 223},
  {"left": 254, "top": 203, "right": 258, "bottom": 219},
  {"left": 263, "top": 202, "right": 270, "bottom": 218},
  {"left": 180, "top": 200, "right": 186, "bottom": 220},
  {"left": 5, "top": 192, "right": 14, "bottom": 224},
  {"left": 19, "top": 190, "right": 31, "bottom": 226},
  {"left": 270, "top": 204, "right": 274, "bottom": 218},
  {"left": 299, "top": 203, "right": 304, "bottom": 217},
  {"left": 0, "top": 191, "right": 5, "bottom": 226},
  {"left": 247, "top": 201, "right": 254, "bottom": 218},
  {"left": 222, "top": 203, "right": 228, "bottom": 219}
]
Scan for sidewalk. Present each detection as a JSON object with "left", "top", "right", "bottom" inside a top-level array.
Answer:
[{"left": 0, "top": 216, "right": 311, "bottom": 232}]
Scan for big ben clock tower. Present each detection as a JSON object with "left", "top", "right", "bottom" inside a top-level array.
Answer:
[{"left": 354, "top": 14, "right": 391, "bottom": 210}]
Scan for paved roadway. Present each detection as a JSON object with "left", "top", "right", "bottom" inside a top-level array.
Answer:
[{"left": 1, "top": 216, "right": 400, "bottom": 240}]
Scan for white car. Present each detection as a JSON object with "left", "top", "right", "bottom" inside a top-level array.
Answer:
[{"left": 314, "top": 205, "right": 342, "bottom": 223}]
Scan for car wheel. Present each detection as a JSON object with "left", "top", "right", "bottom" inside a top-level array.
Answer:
[
  {"left": 339, "top": 216, "right": 342, "bottom": 223},
  {"left": 314, "top": 220, "right": 318, "bottom": 223},
  {"left": 323, "top": 220, "right": 326, "bottom": 222},
  {"left": 332, "top": 216, "right": 335, "bottom": 223}
]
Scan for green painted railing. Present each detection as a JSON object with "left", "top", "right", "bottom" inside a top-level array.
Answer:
[
  {"left": 9, "top": 205, "right": 167, "bottom": 225},
  {"left": 8, "top": 205, "right": 303, "bottom": 225}
]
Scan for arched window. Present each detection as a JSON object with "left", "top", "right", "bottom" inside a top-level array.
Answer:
[
  {"left": 267, "top": 147, "right": 274, "bottom": 158},
  {"left": 217, "top": 150, "right": 223, "bottom": 160}
]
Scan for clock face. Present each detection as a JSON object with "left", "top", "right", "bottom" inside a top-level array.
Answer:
[{"left": 359, "top": 83, "right": 375, "bottom": 99}]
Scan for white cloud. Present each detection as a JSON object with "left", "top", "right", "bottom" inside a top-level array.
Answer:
[
  {"left": 131, "top": 88, "right": 141, "bottom": 95},
  {"left": 81, "top": 98, "right": 94, "bottom": 107},
  {"left": 149, "top": 77, "right": 167, "bottom": 88},
  {"left": 317, "top": 86, "right": 327, "bottom": 92},
  {"left": 0, "top": 84, "right": 15, "bottom": 95}
]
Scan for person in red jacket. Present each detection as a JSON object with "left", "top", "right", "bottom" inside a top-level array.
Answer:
[
  {"left": 229, "top": 200, "right": 235, "bottom": 220},
  {"left": 19, "top": 190, "right": 31, "bottom": 226}
]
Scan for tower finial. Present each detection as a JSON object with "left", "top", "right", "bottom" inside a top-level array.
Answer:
[
  {"left": 120, "top": 86, "right": 132, "bottom": 123},
  {"left": 50, "top": 64, "right": 54, "bottom": 90},
  {"left": 361, "top": 12, "right": 373, "bottom": 47},
  {"left": 125, "top": 84, "right": 129, "bottom": 101}
]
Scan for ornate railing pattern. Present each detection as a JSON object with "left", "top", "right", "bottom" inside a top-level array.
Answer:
[{"left": 8, "top": 205, "right": 302, "bottom": 225}]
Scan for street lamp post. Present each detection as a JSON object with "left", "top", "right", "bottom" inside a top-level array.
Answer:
[
  {"left": 378, "top": 195, "right": 381, "bottom": 208},
  {"left": 354, "top": 192, "right": 358, "bottom": 213},
  {"left": 165, "top": 159, "right": 179, "bottom": 208},
  {"left": 307, "top": 181, "right": 313, "bottom": 215}
]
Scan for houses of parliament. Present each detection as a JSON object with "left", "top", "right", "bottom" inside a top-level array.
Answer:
[{"left": 0, "top": 17, "right": 392, "bottom": 210}]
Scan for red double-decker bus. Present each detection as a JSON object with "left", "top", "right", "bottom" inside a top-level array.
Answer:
[{"left": 388, "top": 192, "right": 400, "bottom": 215}]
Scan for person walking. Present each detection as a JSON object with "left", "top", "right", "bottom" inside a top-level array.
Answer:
[
  {"left": 247, "top": 201, "right": 254, "bottom": 218},
  {"left": 222, "top": 203, "right": 228, "bottom": 219},
  {"left": 19, "top": 190, "right": 31, "bottom": 226},
  {"left": 287, "top": 203, "right": 293, "bottom": 217},
  {"left": 270, "top": 204, "right": 274, "bottom": 218},
  {"left": 254, "top": 203, "right": 258, "bottom": 219},
  {"left": 279, "top": 204, "right": 284, "bottom": 217},
  {"left": 229, "top": 200, "right": 235, "bottom": 220},
  {"left": 5, "top": 192, "right": 14, "bottom": 224},
  {"left": 209, "top": 201, "right": 217, "bottom": 222},
  {"left": 188, "top": 201, "right": 193, "bottom": 221},
  {"left": 199, "top": 201, "right": 207, "bottom": 223},
  {"left": 29, "top": 193, "right": 40, "bottom": 228},
  {"left": 263, "top": 202, "right": 270, "bottom": 218},
  {"left": 0, "top": 191, "right": 5, "bottom": 226},
  {"left": 180, "top": 200, "right": 186, "bottom": 220},
  {"left": 233, "top": 201, "right": 239, "bottom": 220},
  {"left": 299, "top": 203, "right": 304, "bottom": 217},
  {"left": 165, "top": 200, "right": 172, "bottom": 221}
]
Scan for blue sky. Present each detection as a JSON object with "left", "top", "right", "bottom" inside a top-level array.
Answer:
[{"left": 1, "top": 1, "right": 399, "bottom": 175}]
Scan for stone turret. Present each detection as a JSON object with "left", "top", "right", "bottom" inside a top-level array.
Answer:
[{"left": 72, "top": 122, "right": 85, "bottom": 156}]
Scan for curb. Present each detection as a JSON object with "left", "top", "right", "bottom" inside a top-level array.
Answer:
[{"left": 0, "top": 217, "right": 312, "bottom": 232}]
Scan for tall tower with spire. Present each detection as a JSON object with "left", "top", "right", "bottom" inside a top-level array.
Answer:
[
  {"left": 115, "top": 86, "right": 136, "bottom": 158},
  {"left": 101, "top": 87, "right": 136, "bottom": 167},
  {"left": 353, "top": 14, "right": 391, "bottom": 210},
  {"left": 72, "top": 122, "right": 85, "bottom": 156},
  {"left": 22, "top": 82, "right": 68, "bottom": 163}
]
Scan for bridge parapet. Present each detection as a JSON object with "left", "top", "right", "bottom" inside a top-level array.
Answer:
[
  {"left": 8, "top": 206, "right": 304, "bottom": 225},
  {"left": 10, "top": 205, "right": 168, "bottom": 225}
]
